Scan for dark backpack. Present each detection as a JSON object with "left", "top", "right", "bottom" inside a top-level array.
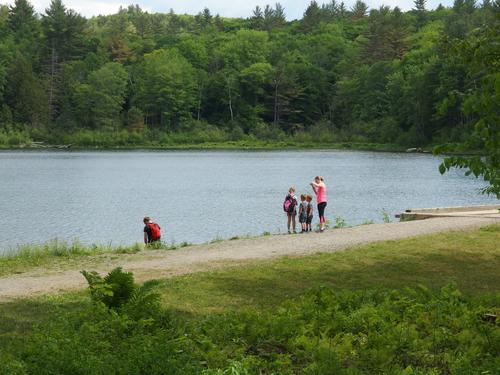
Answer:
[
  {"left": 148, "top": 223, "right": 161, "bottom": 241},
  {"left": 283, "top": 195, "right": 295, "bottom": 213}
]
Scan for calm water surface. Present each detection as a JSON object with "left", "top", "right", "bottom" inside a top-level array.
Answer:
[{"left": 0, "top": 150, "right": 496, "bottom": 252}]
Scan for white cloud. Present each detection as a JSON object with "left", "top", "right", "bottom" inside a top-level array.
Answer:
[{"left": 2, "top": 0, "right": 455, "bottom": 19}]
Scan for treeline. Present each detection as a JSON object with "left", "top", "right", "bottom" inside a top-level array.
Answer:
[{"left": 0, "top": 0, "right": 498, "bottom": 147}]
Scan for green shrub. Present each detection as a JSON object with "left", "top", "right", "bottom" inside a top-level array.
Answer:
[
  {"left": 82, "top": 267, "right": 136, "bottom": 310},
  {"left": 0, "top": 130, "right": 31, "bottom": 147},
  {"left": 81, "top": 267, "right": 162, "bottom": 316}
]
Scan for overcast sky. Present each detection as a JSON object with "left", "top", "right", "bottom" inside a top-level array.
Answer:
[{"left": 4, "top": 0, "right": 456, "bottom": 20}]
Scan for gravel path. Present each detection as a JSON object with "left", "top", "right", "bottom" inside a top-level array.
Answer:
[{"left": 1, "top": 216, "right": 498, "bottom": 301}]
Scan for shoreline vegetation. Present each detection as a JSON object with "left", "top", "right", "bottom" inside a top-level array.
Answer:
[
  {"left": 1, "top": 225, "right": 499, "bottom": 373},
  {"left": 0, "top": 130, "right": 484, "bottom": 154},
  {"left": 0, "top": 129, "right": 413, "bottom": 152}
]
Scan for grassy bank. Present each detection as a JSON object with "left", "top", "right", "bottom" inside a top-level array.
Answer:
[
  {"left": 0, "top": 129, "right": 415, "bottom": 152},
  {"left": 0, "top": 225, "right": 499, "bottom": 373},
  {"left": 0, "top": 240, "right": 182, "bottom": 277}
]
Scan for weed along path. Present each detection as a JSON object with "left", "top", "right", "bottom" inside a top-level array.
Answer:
[{"left": 0, "top": 216, "right": 498, "bottom": 301}]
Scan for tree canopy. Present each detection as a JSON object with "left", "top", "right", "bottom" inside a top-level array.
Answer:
[{"left": 0, "top": 0, "right": 497, "bottom": 156}]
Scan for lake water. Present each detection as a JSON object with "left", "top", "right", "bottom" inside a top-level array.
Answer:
[{"left": 0, "top": 150, "right": 496, "bottom": 252}]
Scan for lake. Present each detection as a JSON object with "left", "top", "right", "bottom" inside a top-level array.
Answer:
[{"left": 0, "top": 150, "right": 496, "bottom": 252}]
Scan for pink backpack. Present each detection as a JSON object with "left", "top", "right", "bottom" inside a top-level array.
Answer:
[{"left": 283, "top": 195, "right": 295, "bottom": 213}]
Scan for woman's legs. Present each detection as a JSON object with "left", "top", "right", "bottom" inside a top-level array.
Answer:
[
  {"left": 292, "top": 214, "right": 296, "bottom": 233},
  {"left": 317, "top": 202, "right": 327, "bottom": 231},
  {"left": 287, "top": 214, "right": 292, "bottom": 233}
]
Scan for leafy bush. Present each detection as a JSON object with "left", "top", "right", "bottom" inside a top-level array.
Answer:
[
  {"left": 82, "top": 267, "right": 136, "bottom": 310},
  {"left": 81, "top": 267, "right": 161, "bottom": 316}
]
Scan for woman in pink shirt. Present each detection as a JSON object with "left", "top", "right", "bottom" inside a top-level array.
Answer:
[{"left": 310, "top": 176, "right": 327, "bottom": 232}]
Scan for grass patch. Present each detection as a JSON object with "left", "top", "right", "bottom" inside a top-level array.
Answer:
[{"left": 157, "top": 224, "right": 500, "bottom": 313}]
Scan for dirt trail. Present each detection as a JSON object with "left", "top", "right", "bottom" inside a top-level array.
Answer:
[{"left": 1, "top": 216, "right": 498, "bottom": 301}]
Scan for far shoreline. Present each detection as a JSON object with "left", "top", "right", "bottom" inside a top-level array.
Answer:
[
  {"left": 0, "top": 142, "right": 483, "bottom": 156},
  {"left": 0, "top": 141, "right": 424, "bottom": 153}
]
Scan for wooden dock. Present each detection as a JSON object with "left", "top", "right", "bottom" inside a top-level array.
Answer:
[{"left": 396, "top": 204, "right": 500, "bottom": 221}]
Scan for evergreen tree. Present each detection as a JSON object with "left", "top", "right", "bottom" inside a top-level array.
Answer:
[
  {"left": 302, "top": 1, "right": 323, "bottom": 33},
  {"left": 413, "top": 0, "right": 427, "bottom": 29},
  {"left": 322, "top": 0, "right": 339, "bottom": 19},
  {"left": 351, "top": 0, "right": 369, "bottom": 19},
  {"left": 274, "top": 3, "right": 286, "bottom": 24},
  {"left": 5, "top": 53, "right": 49, "bottom": 127},
  {"left": 8, "top": 0, "right": 38, "bottom": 39},
  {"left": 338, "top": 2, "right": 348, "bottom": 18},
  {"left": 250, "top": 6, "right": 264, "bottom": 30}
]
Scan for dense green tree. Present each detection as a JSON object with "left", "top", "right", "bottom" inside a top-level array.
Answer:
[
  {"left": 302, "top": 1, "right": 324, "bottom": 33},
  {"left": 436, "top": 15, "right": 500, "bottom": 197},
  {"left": 73, "top": 63, "right": 128, "bottom": 129},
  {"left": 250, "top": 6, "right": 264, "bottom": 30},
  {"left": 8, "top": 0, "right": 39, "bottom": 45},
  {"left": 133, "top": 49, "right": 197, "bottom": 129},
  {"left": 0, "top": 39, "right": 12, "bottom": 106},
  {"left": 5, "top": 54, "right": 49, "bottom": 127},
  {"left": 351, "top": 0, "right": 369, "bottom": 19},
  {"left": 238, "top": 62, "right": 273, "bottom": 127},
  {"left": 322, "top": 0, "right": 339, "bottom": 19},
  {"left": 445, "top": 0, "right": 478, "bottom": 39},
  {"left": 262, "top": 3, "right": 286, "bottom": 32},
  {"left": 42, "top": 0, "right": 86, "bottom": 118},
  {"left": 413, "top": 0, "right": 428, "bottom": 29}
]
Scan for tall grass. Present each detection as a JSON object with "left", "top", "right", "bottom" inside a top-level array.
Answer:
[
  {"left": 3, "top": 239, "right": 142, "bottom": 259},
  {"left": 0, "top": 239, "right": 144, "bottom": 277}
]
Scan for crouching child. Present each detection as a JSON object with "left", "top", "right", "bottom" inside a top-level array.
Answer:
[{"left": 143, "top": 216, "right": 161, "bottom": 246}]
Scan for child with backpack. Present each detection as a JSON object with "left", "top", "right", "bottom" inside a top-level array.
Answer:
[
  {"left": 283, "top": 187, "right": 298, "bottom": 234},
  {"left": 143, "top": 216, "right": 161, "bottom": 245},
  {"left": 306, "top": 194, "right": 314, "bottom": 232},
  {"left": 298, "top": 194, "right": 308, "bottom": 233}
]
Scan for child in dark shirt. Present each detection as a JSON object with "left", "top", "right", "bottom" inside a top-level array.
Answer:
[
  {"left": 298, "top": 194, "right": 308, "bottom": 233},
  {"left": 306, "top": 195, "right": 314, "bottom": 232}
]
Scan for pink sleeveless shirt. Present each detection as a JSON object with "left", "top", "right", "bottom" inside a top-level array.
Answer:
[{"left": 316, "top": 183, "right": 327, "bottom": 203}]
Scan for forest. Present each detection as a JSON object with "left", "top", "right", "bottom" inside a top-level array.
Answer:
[{"left": 0, "top": 0, "right": 498, "bottom": 148}]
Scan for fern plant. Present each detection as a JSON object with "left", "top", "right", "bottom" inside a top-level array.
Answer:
[{"left": 81, "top": 267, "right": 160, "bottom": 315}]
